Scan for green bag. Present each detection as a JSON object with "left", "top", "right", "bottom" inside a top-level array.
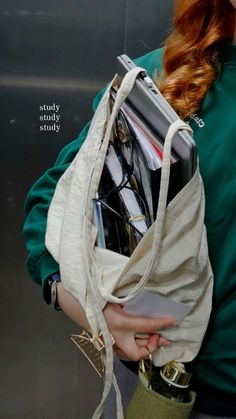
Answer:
[{"left": 125, "top": 373, "right": 196, "bottom": 419}]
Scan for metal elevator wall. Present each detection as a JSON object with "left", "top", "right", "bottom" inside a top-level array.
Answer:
[{"left": 0, "top": 1, "right": 174, "bottom": 418}]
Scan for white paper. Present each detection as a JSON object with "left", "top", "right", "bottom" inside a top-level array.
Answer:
[
  {"left": 122, "top": 108, "right": 162, "bottom": 170},
  {"left": 123, "top": 290, "right": 191, "bottom": 323}
]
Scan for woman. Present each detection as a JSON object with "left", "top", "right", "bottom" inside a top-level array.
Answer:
[{"left": 23, "top": 0, "right": 236, "bottom": 417}]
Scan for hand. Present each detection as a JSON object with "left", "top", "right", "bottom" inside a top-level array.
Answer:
[{"left": 103, "top": 303, "right": 176, "bottom": 361}]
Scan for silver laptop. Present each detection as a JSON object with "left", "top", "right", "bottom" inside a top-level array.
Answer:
[{"left": 116, "top": 54, "right": 197, "bottom": 189}]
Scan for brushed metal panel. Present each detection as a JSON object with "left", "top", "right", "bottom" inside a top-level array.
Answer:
[
  {"left": 125, "top": 0, "right": 174, "bottom": 57},
  {"left": 0, "top": 0, "right": 126, "bottom": 81}
]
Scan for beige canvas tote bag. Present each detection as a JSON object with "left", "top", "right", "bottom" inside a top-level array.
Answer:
[{"left": 46, "top": 67, "right": 213, "bottom": 419}]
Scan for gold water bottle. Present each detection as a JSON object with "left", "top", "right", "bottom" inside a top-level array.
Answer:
[{"left": 150, "top": 361, "right": 192, "bottom": 403}]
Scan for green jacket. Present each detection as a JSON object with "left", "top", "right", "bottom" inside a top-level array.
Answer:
[{"left": 23, "top": 46, "right": 236, "bottom": 415}]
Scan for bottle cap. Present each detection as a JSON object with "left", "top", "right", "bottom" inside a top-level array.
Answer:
[{"left": 161, "top": 361, "right": 192, "bottom": 388}]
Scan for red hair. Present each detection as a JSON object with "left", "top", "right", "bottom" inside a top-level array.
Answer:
[{"left": 158, "top": 0, "right": 235, "bottom": 119}]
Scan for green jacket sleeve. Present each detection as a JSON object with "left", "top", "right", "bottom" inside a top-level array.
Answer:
[{"left": 23, "top": 48, "right": 163, "bottom": 300}]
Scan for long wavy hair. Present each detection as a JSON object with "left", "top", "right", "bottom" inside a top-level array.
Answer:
[{"left": 159, "top": 0, "right": 235, "bottom": 119}]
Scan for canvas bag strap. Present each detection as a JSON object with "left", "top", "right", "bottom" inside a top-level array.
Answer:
[
  {"left": 83, "top": 65, "right": 151, "bottom": 308},
  {"left": 144, "top": 119, "right": 193, "bottom": 275},
  {"left": 82, "top": 67, "right": 150, "bottom": 419},
  {"left": 84, "top": 66, "right": 147, "bottom": 223}
]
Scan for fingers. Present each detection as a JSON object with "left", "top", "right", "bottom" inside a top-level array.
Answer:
[
  {"left": 135, "top": 334, "right": 171, "bottom": 351},
  {"left": 122, "top": 311, "right": 177, "bottom": 334},
  {"left": 135, "top": 334, "right": 159, "bottom": 350},
  {"left": 119, "top": 335, "right": 154, "bottom": 362},
  {"left": 135, "top": 337, "right": 149, "bottom": 347},
  {"left": 114, "top": 333, "right": 160, "bottom": 362},
  {"left": 114, "top": 333, "right": 171, "bottom": 362},
  {"left": 146, "top": 333, "right": 159, "bottom": 352},
  {"left": 159, "top": 336, "right": 172, "bottom": 347},
  {"left": 103, "top": 303, "right": 175, "bottom": 362}
]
